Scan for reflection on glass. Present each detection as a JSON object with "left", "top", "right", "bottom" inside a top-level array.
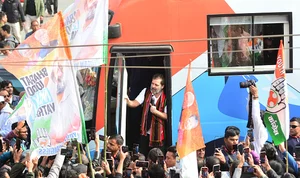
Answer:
[
  {"left": 209, "top": 16, "right": 252, "bottom": 68},
  {"left": 253, "top": 23, "right": 284, "bottom": 66},
  {"left": 77, "top": 67, "right": 99, "bottom": 121}
]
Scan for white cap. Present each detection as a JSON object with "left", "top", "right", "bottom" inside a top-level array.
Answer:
[{"left": 0, "top": 96, "right": 4, "bottom": 102}]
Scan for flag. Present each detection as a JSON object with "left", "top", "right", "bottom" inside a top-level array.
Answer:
[
  {"left": 1, "top": 12, "right": 86, "bottom": 156},
  {"left": 177, "top": 64, "right": 205, "bottom": 177},
  {"left": 63, "top": 0, "right": 109, "bottom": 69},
  {"left": 263, "top": 40, "right": 289, "bottom": 145}
]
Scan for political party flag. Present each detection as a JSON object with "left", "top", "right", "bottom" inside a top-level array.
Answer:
[
  {"left": 263, "top": 40, "right": 289, "bottom": 145},
  {"left": 63, "top": 0, "right": 109, "bottom": 69},
  {"left": 176, "top": 64, "right": 205, "bottom": 177},
  {"left": 1, "top": 12, "right": 86, "bottom": 156}
]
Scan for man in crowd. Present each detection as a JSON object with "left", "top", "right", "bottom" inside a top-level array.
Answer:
[
  {"left": 106, "top": 134, "right": 131, "bottom": 170},
  {"left": 125, "top": 73, "right": 167, "bottom": 156},
  {"left": 1, "top": 0, "right": 25, "bottom": 43},
  {"left": 0, "top": 94, "right": 13, "bottom": 137},
  {"left": 215, "top": 126, "right": 240, "bottom": 171},
  {"left": 0, "top": 24, "right": 19, "bottom": 48},
  {"left": 1, "top": 80, "right": 19, "bottom": 108},
  {"left": 25, "top": 20, "right": 39, "bottom": 39},
  {"left": 288, "top": 117, "right": 300, "bottom": 155},
  {"left": 0, "top": 11, "right": 7, "bottom": 28},
  {"left": 46, "top": 0, "right": 58, "bottom": 16},
  {"left": 165, "top": 146, "right": 177, "bottom": 169},
  {"left": 22, "top": 0, "right": 44, "bottom": 33}
]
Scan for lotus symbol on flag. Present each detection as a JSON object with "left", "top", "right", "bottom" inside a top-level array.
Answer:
[{"left": 182, "top": 92, "right": 195, "bottom": 109}]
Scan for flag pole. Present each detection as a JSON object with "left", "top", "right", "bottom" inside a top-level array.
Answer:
[
  {"left": 103, "top": 60, "right": 108, "bottom": 177},
  {"left": 69, "top": 59, "right": 94, "bottom": 178},
  {"left": 59, "top": 11, "right": 93, "bottom": 177},
  {"left": 285, "top": 140, "right": 288, "bottom": 173}
]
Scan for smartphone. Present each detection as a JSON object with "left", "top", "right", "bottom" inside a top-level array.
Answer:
[
  {"left": 136, "top": 161, "right": 149, "bottom": 168},
  {"left": 157, "top": 155, "right": 164, "bottom": 167},
  {"left": 214, "top": 148, "right": 220, "bottom": 153},
  {"left": 295, "top": 146, "right": 300, "bottom": 160},
  {"left": 243, "top": 147, "right": 250, "bottom": 154},
  {"left": 213, "top": 164, "right": 220, "bottom": 172},
  {"left": 260, "top": 151, "right": 266, "bottom": 163},
  {"left": 133, "top": 143, "right": 139, "bottom": 154},
  {"left": 107, "top": 159, "right": 113, "bottom": 167},
  {"left": 233, "top": 144, "right": 238, "bottom": 152},
  {"left": 122, "top": 146, "right": 129, "bottom": 153},
  {"left": 214, "top": 171, "right": 221, "bottom": 178},
  {"left": 60, "top": 148, "right": 68, "bottom": 155},
  {"left": 99, "top": 135, "right": 105, "bottom": 141},
  {"left": 238, "top": 144, "right": 244, "bottom": 155},
  {"left": 201, "top": 167, "right": 208, "bottom": 178},
  {"left": 88, "top": 128, "right": 96, "bottom": 140},
  {"left": 247, "top": 129, "right": 254, "bottom": 142},
  {"left": 16, "top": 138, "right": 21, "bottom": 151}
]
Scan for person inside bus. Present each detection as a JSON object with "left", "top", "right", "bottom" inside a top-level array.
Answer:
[{"left": 125, "top": 73, "right": 167, "bottom": 156}]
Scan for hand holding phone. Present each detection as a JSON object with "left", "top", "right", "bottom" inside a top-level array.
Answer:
[
  {"left": 122, "top": 146, "right": 129, "bottom": 153},
  {"left": 260, "top": 151, "right": 266, "bottom": 164},
  {"left": 16, "top": 138, "right": 21, "bottom": 151},
  {"left": 247, "top": 129, "right": 254, "bottom": 142},
  {"left": 136, "top": 161, "right": 149, "bottom": 168},
  {"left": 233, "top": 144, "right": 238, "bottom": 152},
  {"left": 201, "top": 167, "right": 208, "bottom": 178}
]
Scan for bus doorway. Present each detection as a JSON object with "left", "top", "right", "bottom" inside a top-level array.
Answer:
[{"left": 107, "top": 45, "right": 173, "bottom": 151}]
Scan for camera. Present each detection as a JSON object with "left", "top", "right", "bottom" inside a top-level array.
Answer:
[
  {"left": 239, "top": 80, "right": 256, "bottom": 88},
  {"left": 61, "top": 148, "right": 73, "bottom": 159},
  {"left": 136, "top": 161, "right": 149, "bottom": 168}
]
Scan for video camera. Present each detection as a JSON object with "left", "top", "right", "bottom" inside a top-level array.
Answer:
[{"left": 239, "top": 80, "right": 256, "bottom": 88}]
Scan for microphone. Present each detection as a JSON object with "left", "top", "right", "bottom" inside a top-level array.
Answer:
[{"left": 151, "top": 96, "right": 155, "bottom": 106}]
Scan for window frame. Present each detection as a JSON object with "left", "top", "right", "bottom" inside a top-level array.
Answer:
[{"left": 207, "top": 12, "right": 293, "bottom": 76}]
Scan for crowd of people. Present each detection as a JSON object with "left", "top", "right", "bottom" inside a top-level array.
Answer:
[
  {"left": 0, "top": 0, "right": 58, "bottom": 54},
  {"left": 0, "top": 74, "right": 299, "bottom": 178}
]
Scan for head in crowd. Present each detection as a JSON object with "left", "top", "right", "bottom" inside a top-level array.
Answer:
[
  {"left": 1, "top": 80, "right": 13, "bottom": 96},
  {"left": 151, "top": 73, "right": 165, "bottom": 95},
  {"left": 0, "top": 25, "right": 11, "bottom": 37},
  {"left": 197, "top": 147, "right": 205, "bottom": 160},
  {"left": 0, "top": 41, "right": 12, "bottom": 55},
  {"left": 290, "top": 117, "right": 300, "bottom": 137},
  {"left": 269, "top": 160, "right": 284, "bottom": 176},
  {"left": 0, "top": 88, "right": 10, "bottom": 103},
  {"left": 107, "top": 134, "right": 124, "bottom": 154},
  {"left": 0, "top": 96, "right": 6, "bottom": 111},
  {"left": 165, "top": 146, "right": 177, "bottom": 168},
  {"left": 31, "top": 20, "right": 40, "bottom": 33},
  {"left": 205, "top": 156, "right": 220, "bottom": 173},
  {"left": 60, "top": 163, "right": 88, "bottom": 178},
  {"left": 197, "top": 148, "right": 206, "bottom": 173},
  {"left": 262, "top": 143, "right": 277, "bottom": 161},
  {"left": 11, "top": 122, "right": 28, "bottom": 140},
  {"left": 224, "top": 126, "right": 240, "bottom": 151},
  {"left": 282, "top": 172, "right": 296, "bottom": 178},
  {"left": 0, "top": 165, "right": 10, "bottom": 178},
  {"left": 148, "top": 163, "right": 165, "bottom": 178},
  {"left": 0, "top": 11, "right": 7, "bottom": 25},
  {"left": 148, "top": 148, "right": 164, "bottom": 165}
]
